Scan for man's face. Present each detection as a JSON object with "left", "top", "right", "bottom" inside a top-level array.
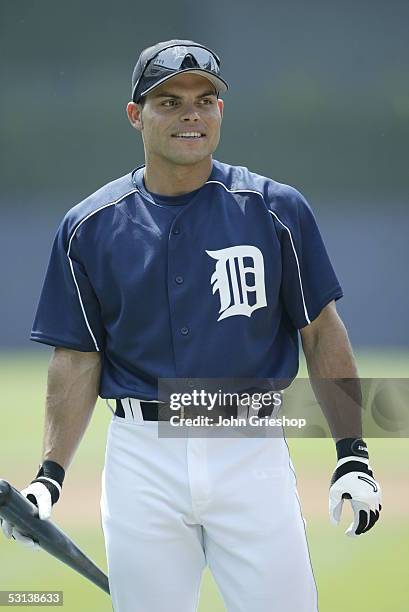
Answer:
[{"left": 127, "top": 73, "right": 224, "bottom": 166}]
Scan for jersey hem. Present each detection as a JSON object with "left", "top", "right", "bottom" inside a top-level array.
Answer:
[
  {"left": 299, "top": 286, "right": 343, "bottom": 328},
  {"left": 30, "top": 332, "right": 99, "bottom": 353},
  {"left": 100, "top": 394, "right": 160, "bottom": 401}
]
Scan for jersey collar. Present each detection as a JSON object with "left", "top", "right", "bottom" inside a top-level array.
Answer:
[{"left": 131, "top": 160, "right": 224, "bottom": 200}]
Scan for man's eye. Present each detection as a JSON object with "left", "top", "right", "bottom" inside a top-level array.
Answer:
[
  {"left": 162, "top": 99, "right": 178, "bottom": 107},
  {"left": 201, "top": 98, "right": 214, "bottom": 105}
]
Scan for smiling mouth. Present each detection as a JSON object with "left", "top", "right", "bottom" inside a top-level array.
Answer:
[{"left": 171, "top": 131, "right": 206, "bottom": 139}]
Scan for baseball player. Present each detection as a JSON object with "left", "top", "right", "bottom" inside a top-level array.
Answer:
[{"left": 2, "top": 40, "right": 381, "bottom": 611}]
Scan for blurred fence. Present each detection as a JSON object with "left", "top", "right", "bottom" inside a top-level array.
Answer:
[{"left": 1, "top": 0, "right": 408, "bottom": 348}]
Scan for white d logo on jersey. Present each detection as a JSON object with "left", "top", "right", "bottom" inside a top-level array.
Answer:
[{"left": 206, "top": 245, "right": 267, "bottom": 321}]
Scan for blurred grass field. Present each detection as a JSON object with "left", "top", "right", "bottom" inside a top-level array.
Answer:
[{"left": 0, "top": 349, "right": 408, "bottom": 611}]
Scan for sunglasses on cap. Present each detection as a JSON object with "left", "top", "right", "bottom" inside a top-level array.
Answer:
[{"left": 132, "top": 45, "right": 226, "bottom": 103}]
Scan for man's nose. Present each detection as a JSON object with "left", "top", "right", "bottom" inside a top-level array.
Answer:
[{"left": 180, "top": 104, "right": 200, "bottom": 121}]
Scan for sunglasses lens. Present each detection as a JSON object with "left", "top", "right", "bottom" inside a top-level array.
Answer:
[{"left": 150, "top": 46, "right": 220, "bottom": 73}]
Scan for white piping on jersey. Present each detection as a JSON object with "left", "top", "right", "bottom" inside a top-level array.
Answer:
[
  {"left": 204, "top": 180, "right": 311, "bottom": 325},
  {"left": 268, "top": 211, "right": 311, "bottom": 325},
  {"left": 66, "top": 188, "right": 139, "bottom": 351}
]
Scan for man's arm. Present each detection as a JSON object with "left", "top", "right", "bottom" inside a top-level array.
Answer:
[
  {"left": 299, "top": 300, "right": 362, "bottom": 440},
  {"left": 1, "top": 347, "right": 101, "bottom": 547},
  {"left": 43, "top": 347, "right": 102, "bottom": 469},
  {"left": 300, "top": 301, "right": 381, "bottom": 536},
  {"left": 300, "top": 300, "right": 357, "bottom": 378}
]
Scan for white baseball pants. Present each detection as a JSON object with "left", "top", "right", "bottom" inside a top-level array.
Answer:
[{"left": 100, "top": 411, "right": 318, "bottom": 612}]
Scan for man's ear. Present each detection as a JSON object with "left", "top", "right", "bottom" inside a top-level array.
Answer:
[
  {"left": 126, "top": 101, "right": 143, "bottom": 131},
  {"left": 217, "top": 98, "right": 224, "bottom": 119}
]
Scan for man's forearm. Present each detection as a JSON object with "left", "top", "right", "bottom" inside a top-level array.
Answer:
[
  {"left": 42, "top": 347, "right": 102, "bottom": 470},
  {"left": 300, "top": 302, "right": 362, "bottom": 440}
]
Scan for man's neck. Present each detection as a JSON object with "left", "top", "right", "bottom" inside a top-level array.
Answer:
[{"left": 143, "top": 156, "right": 213, "bottom": 196}]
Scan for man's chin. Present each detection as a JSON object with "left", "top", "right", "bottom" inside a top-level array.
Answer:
[{"left": 168, "top": 151, "right": 212, "bottom": 167}]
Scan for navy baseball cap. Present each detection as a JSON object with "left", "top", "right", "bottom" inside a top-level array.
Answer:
[{"left": 131, "top": 39, "right": 229, "bottom": 103}]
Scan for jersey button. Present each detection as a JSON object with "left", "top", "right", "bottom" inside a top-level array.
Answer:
[
  {"left": 180, "top": 326, "right": 189, "bottom": 336},
  {"left": 175, "top": 276, "right": 184, "bottom": 284},
  {"left": 172, "top": 227, "right": 180, "bottom": 235}
]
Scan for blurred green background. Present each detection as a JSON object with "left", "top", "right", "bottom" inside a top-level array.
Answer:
[{"left": 1, "top": 351, "right": 408, "bottom": 611}]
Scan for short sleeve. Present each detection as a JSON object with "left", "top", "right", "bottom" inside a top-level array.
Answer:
[
  {"left": 30, "top": 218, "right": 105, "bottom": 351},
  {"left": 272, "top": 187, "right": 343, "bottom": 329}
]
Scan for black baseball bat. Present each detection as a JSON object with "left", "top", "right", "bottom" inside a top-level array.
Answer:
[{"left": 0, "top": 479, "right": 109, "bottom": 595}]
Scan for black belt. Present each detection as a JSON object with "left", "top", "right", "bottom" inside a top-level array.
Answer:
[
  {"left": 115, "top": 399, "right": 274, "bottom": 421},
  {"left": 115, "top": 399, "right": 169, "bottom": 421},
  {"left": 115, "top": 399, "right": 239, "bottom": 421}
]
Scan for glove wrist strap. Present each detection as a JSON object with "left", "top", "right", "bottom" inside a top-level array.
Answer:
[
  {"left": 336, "top": 438, "right": 368, "bottom": 461},
  {"left": 35, "top": 477, "right": 62, "bottom": 495},
  {"left": 35, "top": 460, "right": 65, "bottom": 487},
  {"left": 32, "top": 460, "right": 65, "bottom": 505}
]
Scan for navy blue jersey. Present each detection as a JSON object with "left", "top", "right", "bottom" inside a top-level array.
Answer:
[{"left": 31, "top": 160, "right": 343, "bottom": 400}]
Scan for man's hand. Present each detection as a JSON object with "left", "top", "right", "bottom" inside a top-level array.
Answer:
[
  {"left": 1, "top": 460, "right": 64, "bottom": 549},
  {"left": 329, "top": 438, "right": 382, "bottom": 536}
]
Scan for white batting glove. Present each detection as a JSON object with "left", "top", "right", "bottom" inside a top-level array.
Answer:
[
  {"left": 329, "top": 438, "right": 381, "bottom": 537},
  {"left": 1, "top": 460, "right": 65, "bottom": 550}
]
